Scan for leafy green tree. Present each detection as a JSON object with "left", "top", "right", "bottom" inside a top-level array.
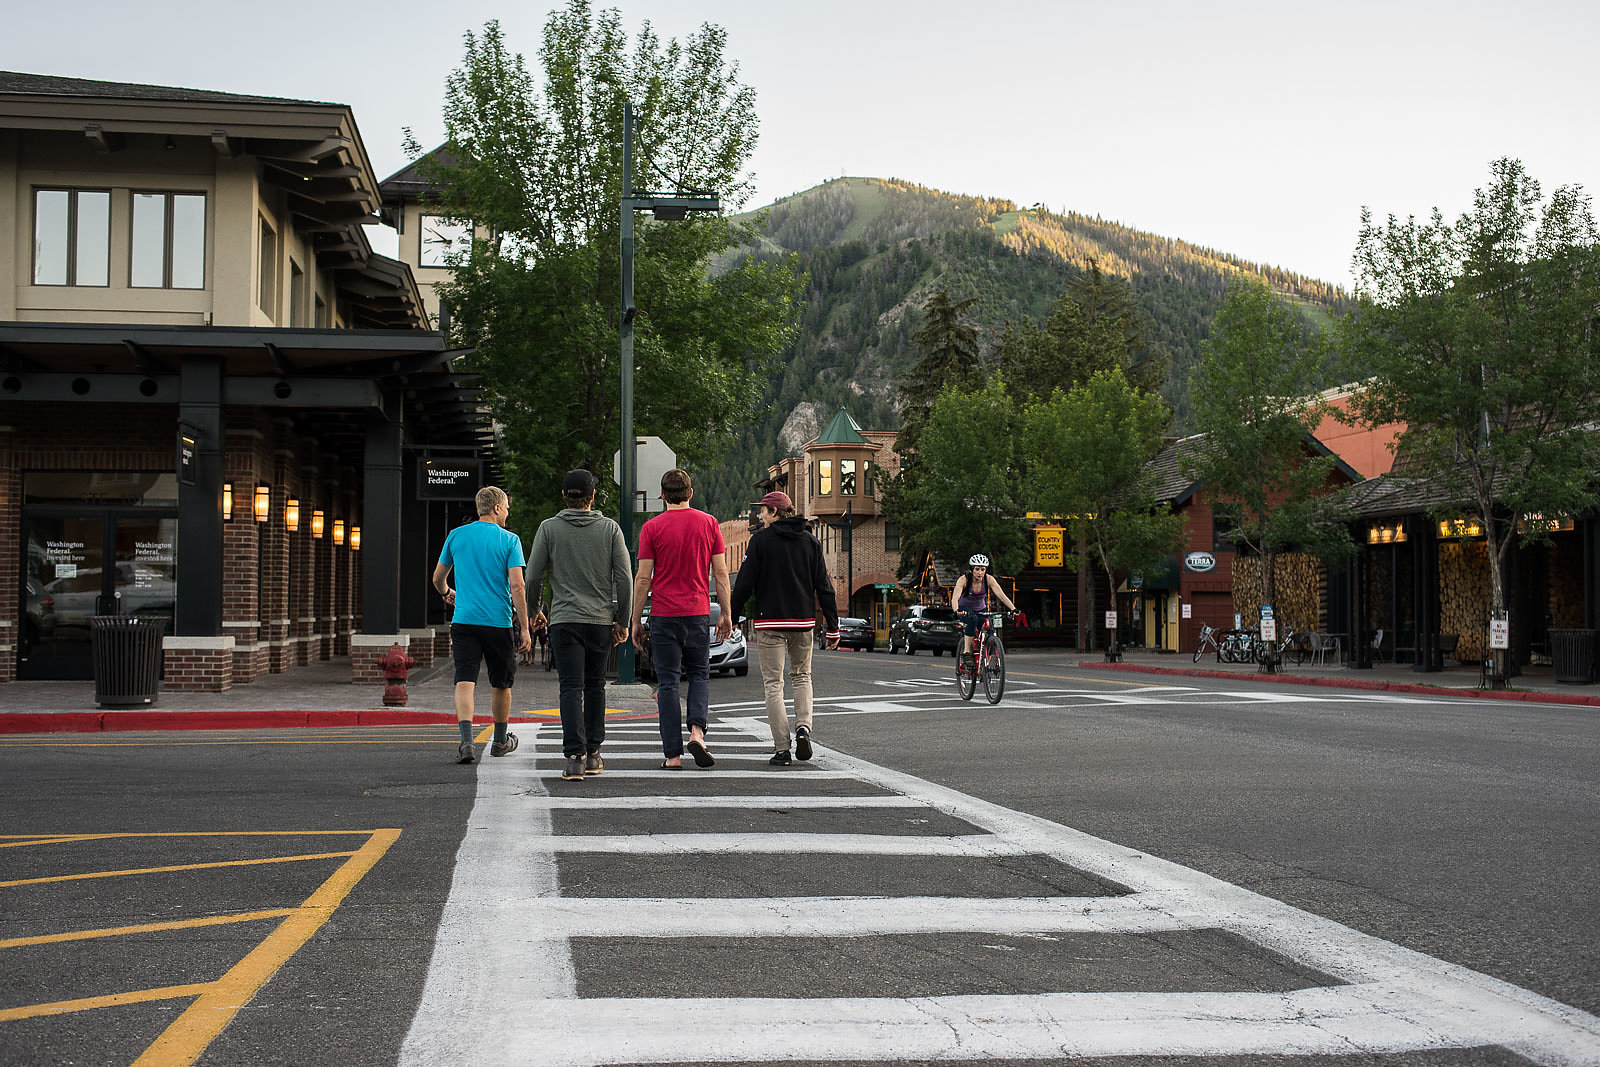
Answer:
[
  {"left": 1343, "top": 158, "right": 1600, "bottom": 683},
  {"left": 895, "top": 289, "right": 982, "bottom": 452},
  {"left": 883, "top": 377, "right": 1028, "bottom": 578},
  {"left": 1189, "top": 276, "right": 1350, "bottom": 616},
  {"left": 1001, "top": 261, "right": 1167, "bottom": 405},
  {"left": 1022, "top": 368, "right": 1183, "bottom": 652},
  {"left": 409, "top": 7, "right": 803, "bottom": 531}
]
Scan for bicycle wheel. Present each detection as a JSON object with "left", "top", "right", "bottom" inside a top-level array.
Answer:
[
  {"left": 1193, "top": 640, "right": 1204, "bottom": 663},
  {"left": 956, "top": 649, "right": 976, "bottom": 701},
  {"left": 982, "top": 637, "right": 1006, "bottom": 703}
]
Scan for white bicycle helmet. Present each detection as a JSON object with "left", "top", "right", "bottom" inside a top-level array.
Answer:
[{"left": 969, "top": 554, "right": 990, "bottom": 567}]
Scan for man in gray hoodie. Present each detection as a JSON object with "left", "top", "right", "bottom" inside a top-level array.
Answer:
[{"left": 527, "top": 470, "right": 633, "bottom": 782}]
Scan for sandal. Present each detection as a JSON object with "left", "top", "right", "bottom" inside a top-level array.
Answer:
[
  {"left": 658, "top": 760, "right": 683, "bottom": 770},
  {"left": 686, "top": 738, "right": 715, "bottom": 768}
]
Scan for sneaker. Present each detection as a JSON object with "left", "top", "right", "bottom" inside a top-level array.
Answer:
[
  {"left": 768, "top": 750, "right": 791, "bottom": 766},
  {"left": 562, "top": 756, "right": 586, "bottom": 781},
  {"left": 456, "top": 742, "right": 476, "bottom": 764},
  {"left": 490, "top": 732, "right": 519, "bottom": 757},
  {"left": 794, "top": 725, "right": 812, "bottom": 762},
  {"left": 584, "top": 753, "right": 604, "bottom": 776}
]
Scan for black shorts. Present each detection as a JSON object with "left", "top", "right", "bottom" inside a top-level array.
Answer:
[{"left": 451, "top": 623, "right": 517, "bottom": 689}]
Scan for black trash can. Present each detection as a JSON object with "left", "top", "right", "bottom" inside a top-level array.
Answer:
[
  {"left": 90, "top": 615, "right": 168, "bottom": 707},
  {"left": 1548, "top": 628, "right": 1596, "bottom": 684}
]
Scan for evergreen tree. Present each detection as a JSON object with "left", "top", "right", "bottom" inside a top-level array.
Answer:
[{"left": 896, "top": 289, "right": 982, "bottom": 453}]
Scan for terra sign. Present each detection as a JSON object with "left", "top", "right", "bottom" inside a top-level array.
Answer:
[{"left": 1183, "top": 551, "right": 1217, "bottom": 573}]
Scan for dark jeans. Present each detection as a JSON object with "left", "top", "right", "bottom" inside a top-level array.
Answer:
[
  {"left": 650, "top": 614, "right": 710, "bottom": 757},
  {"left": 551, "top": 622, "right": 612, "bottom": 759}
]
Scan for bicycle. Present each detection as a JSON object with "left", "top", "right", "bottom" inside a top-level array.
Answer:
[
  {"left": 955, "top": 611, "right": 1009, "bottom": 704},
  {"left": 1193, "top": 623, "right": 1222, "bottom": 662}
]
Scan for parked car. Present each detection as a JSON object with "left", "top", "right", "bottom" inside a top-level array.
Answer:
[
  {"left": 823, "top": 616, "right": 876, "bottom": 652},
  {"left": 887, "top": 604, "right": 961, "bottom": 656},
  {"left": 637, "top": 601, "right": 749, "bottom": 680}
]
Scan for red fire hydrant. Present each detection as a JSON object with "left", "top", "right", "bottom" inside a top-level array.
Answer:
[{"left": 377, "top": 642, "right": 415, "bottom": 706}]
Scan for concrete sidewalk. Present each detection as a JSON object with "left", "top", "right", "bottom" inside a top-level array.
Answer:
[
  {"left": 0, "top": 655, "right": 662, "bottom": 732},
  {"left": 1077, "top": 647, "right": 1600, "bottom": 707}
]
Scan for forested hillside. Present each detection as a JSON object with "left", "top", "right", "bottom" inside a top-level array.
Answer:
[{"left": 694, "top": 177, "right": 1351, "bottom": 517}]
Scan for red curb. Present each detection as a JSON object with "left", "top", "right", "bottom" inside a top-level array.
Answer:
[
  {"left": 0, "top": 709, "right": 648, "bottom": 734},
  {"left": 1077, "top": 661, "right": 1600, "bottom": 707}
]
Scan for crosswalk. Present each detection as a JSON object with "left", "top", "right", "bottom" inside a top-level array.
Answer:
[{"left": 400, "top": 715, "right": 1600, "bottom": 1066}]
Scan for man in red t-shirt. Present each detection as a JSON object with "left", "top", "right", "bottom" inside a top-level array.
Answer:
[{"left": 631, "top": 469, "right": 731, "bottom": 768}]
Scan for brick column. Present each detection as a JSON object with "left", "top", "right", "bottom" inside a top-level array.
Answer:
[
  {"left": 352, "top": 631, "right": 408, "bottom": 686},
  {"left": 162, "top": 636, "right": 235, "bottom": 692},
  {"left": 402, "top": 627, "right": 436, "bottom": 667}
]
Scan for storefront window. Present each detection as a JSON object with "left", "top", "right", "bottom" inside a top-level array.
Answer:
[{"left": 24, "top": 472, "right": 179, "bottom": 506}]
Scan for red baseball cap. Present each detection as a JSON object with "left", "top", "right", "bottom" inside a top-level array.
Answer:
[{"left": 753, "top": 490, "right": 793, "bottom": 512}]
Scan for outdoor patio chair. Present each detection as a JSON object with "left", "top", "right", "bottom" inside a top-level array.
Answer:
[
  {"left": 1308, "top": 631, "right": 1341, "bottom": 665},
  {"left": 1369, "top": 629, "right": 1387, "bottom": 664}
]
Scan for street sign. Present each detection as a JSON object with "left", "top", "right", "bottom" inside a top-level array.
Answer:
[
  {"left": 1261, "top": 618, "right": 1278, "bottom": 641},
  {"left": 1489, "top": 614, "right": 1510, "bottom": 650},
  {"left": 613, "top": 436, "right": 676, "bottom": 514},
  {"left": 1104, "top": 611, "right": 1117, "bottom": 629}
]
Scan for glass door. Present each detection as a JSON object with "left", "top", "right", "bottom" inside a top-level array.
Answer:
[
  {"left": 20, "top": 514, "right": 108, "bottom": 679},
  {"left": 116, "top": 515, "right": 177, "bottom": 627}
]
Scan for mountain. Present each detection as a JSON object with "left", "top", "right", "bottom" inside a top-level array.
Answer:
[{"left": 695, "top": 177, "right": 1352, "bottom": 518}]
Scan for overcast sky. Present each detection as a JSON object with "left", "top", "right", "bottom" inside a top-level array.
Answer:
[{"left": 12, "top": 0, "right": 1596, "bottom": 287}]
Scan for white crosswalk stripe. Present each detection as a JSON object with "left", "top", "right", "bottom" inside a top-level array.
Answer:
[{"left": 402, "top": 715, "right": 1600, "bottom": 1065}]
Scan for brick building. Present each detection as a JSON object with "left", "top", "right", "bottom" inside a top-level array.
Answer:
[{"left": 1, "top": 73, "right": 493, "bottom": 690}]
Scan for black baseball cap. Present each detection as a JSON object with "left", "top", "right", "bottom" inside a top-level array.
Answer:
[{"left": 563, "top": 469, "right": 598, "bottom": 494}]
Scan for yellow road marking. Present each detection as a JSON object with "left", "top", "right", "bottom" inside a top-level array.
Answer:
[
  {"left": 131, "top": 828, "right": 401, "bottom": 1067},
  {"left": 474, "top": 724, "right": 493, "bottom": 743},
  {"left": 0, "top": 830, "right": 387, "bottom": 840},
  {"left": 0, "top": 982, "right": 215, "bottom": 1023},
  {"left": 0, "top": 908, "right": 295, "bottom": 949},
  {"left": 0, "top": 850, "right": 358, "bottom": 888}
]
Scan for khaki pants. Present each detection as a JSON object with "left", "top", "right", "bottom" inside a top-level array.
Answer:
[{"left": 756, "top": 628, "right": 814, "bottom": 752}]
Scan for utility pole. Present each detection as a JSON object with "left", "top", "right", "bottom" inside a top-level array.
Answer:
[{"left": 617, "top": 100, "right": 720, "bottom": 682}]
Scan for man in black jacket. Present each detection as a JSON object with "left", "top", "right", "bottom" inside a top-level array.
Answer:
[{"left": 729, "top": 491, "right": 840, "bottom": 766}]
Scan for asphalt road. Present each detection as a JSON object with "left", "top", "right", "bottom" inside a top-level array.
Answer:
[{"left": 2, "top": 644, "right": 1597, "bottom": 1065}]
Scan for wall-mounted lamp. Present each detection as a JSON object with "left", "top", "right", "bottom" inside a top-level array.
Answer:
[
  {"left": 311, "top": 509, "right": 325, "bottom": 539},
  {"left": 285, "top": 498, "right": 300, "bottom": 533},
  {"left": 350, "top": 526, "right": 361, "bottom": 552},
  {"left": 222, "top": 482, "right": 233, "bottom": 521},
  {"left": 254, "top": 484, "right": 271, "bottom": 523},
  {"left": 333, "top": 519, "right": 345, "bottom": 545}
]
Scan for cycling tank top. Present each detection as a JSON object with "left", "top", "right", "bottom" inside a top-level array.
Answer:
[{"left": 956, "top": 576, "right": 989, "bottom": 614}]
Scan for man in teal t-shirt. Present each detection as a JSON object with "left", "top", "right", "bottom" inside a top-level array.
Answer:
[{"left": 433, "top": 485, "right": 531, "bottom": 764}]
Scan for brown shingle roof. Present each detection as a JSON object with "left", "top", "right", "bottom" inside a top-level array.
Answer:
[{"left": 0, "top": 70, "right": 334, "bottom": 107}]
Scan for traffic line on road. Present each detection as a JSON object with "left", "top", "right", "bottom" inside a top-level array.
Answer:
[
  {"left": 404, "top": 714, "right": 1600, "bottom": 1066},
  {"left": 505, "top": 893, "right": 1204, "bottom": 939},
  {"left": 534, "top": 833, "right": 1032, "bottom": 856},
  {"left": 518, "top": 795, "right": 926, "bottom": 810},
  {"left": 0, "top": 908, "right": 295, "bottom": 949},
  {"left": 0, "top": 849, "right": 361, "bottom": 888}
]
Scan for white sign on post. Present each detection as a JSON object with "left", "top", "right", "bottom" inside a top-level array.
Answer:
[
  {"left": 1104, "top": 611, "right": 1117, "bottom": 629},
  {"left": 1489, "top": 615, "right": 1510, "bottom": 650},
  {"left": 1261, "top": 618, "right": 1278, "bottom": 641},
  {"left": 612, "top": 436, "right": 677, "bottom": 515}
]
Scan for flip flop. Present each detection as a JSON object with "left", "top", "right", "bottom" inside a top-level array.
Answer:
[
  {"left": 686, "top": 739, "right": 715, "bottom": 768},
  {"left": 659, "top": 760, "right": 683, "bottom": 770}
]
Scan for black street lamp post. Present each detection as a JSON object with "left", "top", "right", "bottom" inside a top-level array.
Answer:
[{"left": 617, "top": 100, "right": 719, "bottom": 683}]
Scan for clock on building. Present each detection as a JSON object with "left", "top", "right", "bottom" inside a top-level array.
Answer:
[{"left": 418, "top": 214, "right": 471, "bottom": 268}]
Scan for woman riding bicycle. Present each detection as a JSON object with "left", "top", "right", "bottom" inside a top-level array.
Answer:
[{"left": 951, "top": 554, "right": 1016, "bottom": 660}]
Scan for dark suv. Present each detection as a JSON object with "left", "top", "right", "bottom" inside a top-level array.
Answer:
[{"left": 887, "top": 604, "right": 960, "bottom": 656}]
